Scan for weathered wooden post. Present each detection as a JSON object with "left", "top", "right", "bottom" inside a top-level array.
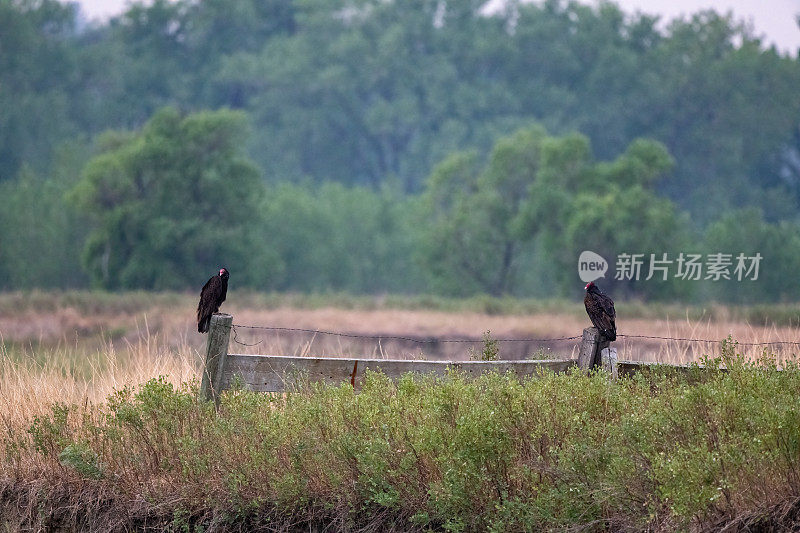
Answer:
[
  {"left": 200, "top": 313, "right": 233, "bottom": 403},
  {"left": 597, "top": 337, "right": 610, "bottom": 367},
  {"left": 578, "top": 327, "right": 617, "bottom": 377},
  {"left": 578, "top": 327, "right": 600, "bottom": 373},
  {"left": 601, "top": 346, "right": 618, "bottom": 380}
]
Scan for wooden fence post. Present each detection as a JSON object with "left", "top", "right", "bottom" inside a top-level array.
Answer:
[
  {"left": 601, "top": 346, "right": 618, "bottom": 380},
  {"left": 578, "top": 327, "right": 617, "bottom": 377},
  {"left": 200, "top": 313, "right": 233, "bottom": 403},
  {"left": 578, "top": 327, "right": 599, "bottom": 373}
]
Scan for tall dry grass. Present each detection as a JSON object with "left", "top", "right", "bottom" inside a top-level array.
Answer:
[
  {"left": 0, "top": 331, "right": 198, "bottom": 427},
  {"left": 0, "top": 294, "right": 796, "bottom": 440},
  {"left": 223, "top": 306, "right": 800, "bottom": 364},
  {"left": 2, "top": 292, "right": 800, "bottom": 427}
]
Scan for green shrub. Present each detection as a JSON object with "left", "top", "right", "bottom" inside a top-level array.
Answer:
[
  {"left": 59, "top": 442, "right": 102, "bottom": 479},
  {"left": 9, "top": 358, "right": 800, "bottom": 531}
]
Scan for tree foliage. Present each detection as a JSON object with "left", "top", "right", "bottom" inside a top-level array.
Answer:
[
  {"left": 259, "top": 181, "right": 422, "bottom": 293},
  {"left": 418, "top": 125, "right": 690, "bottom": 298},
  {"left": 7, "top": 0, "right": 799, "bottom": 215},
  {"left": 0, "top": 0, "right": 83, "bottom": 180},
  {"left": 0, "top": 164, "right": 87, "bottom": 289},
  {"left": 703, "top": 208, "right": 800, "bottom": 303},
  {"left": 69, "top": 108, "right": 267, "bottom": 289},
  {"left": 1, "top": 0, "right": 800, "bottom": 301},
  {"left": 419, "top": 126, "right": 548, "bottom": 296}
]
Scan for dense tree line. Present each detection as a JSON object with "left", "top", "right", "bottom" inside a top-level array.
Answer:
[{"left": 1, "top": 0, "right": 799, "bottom": 302}]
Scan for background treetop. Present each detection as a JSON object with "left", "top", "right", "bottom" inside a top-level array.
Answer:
[{"left": 1, "top": 0, "right": 799, "bottom": 301}]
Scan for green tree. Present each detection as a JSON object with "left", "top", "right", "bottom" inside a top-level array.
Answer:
[
  {"left": 703, "top": 208, "right": 800, "bottom": 303},
  {"left": 226, "top": 0, "right": 516, "bottom": 190},
  {"left": 418, "top": 126, "right": 549, "bottom": 296},
  {"left": 549, "top": 137, "right": 688, "bottom": 299},
  {"left": 69, "top": 107, "right": 270, "bottom": 289},
  {"left": 0, "top": 0, "right": 82, "bottom": 180},
  {"left": 420, "top": 124, "right": 686, "bottom": 299},
  {"left": 640, "top": 11, "right": 800, "bottom": 221},
  {"left": 259, "top": 181, "right": 423, "bottom": 293},
  {"left": 0, "top": 163, "right": 87, "bottom": 289},
  {"left": 560, "top": 185, "right": 690, "bottom": 299}
]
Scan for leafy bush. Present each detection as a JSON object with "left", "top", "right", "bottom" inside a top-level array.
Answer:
[
  {"left": 5, "top": 356, "right": 800, "bottom": 531},
  {"left": 59, "top": 442, "right": 102, "bottom": 479}
]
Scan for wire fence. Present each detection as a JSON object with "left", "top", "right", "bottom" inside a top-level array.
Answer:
[{"left": 228, "top": 324, "right": 800, "bottom": 348}]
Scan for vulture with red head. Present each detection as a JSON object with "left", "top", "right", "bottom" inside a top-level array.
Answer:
[
  {"left": 584, "top": 281, "right": 616, "bottom": 341},
  {"left": 197, "top": 268, "right": 229, "bottom": 333}
]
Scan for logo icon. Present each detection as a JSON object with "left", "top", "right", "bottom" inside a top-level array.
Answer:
[{"left": 578, "top": 250, "right": 608, "bottom": 282}]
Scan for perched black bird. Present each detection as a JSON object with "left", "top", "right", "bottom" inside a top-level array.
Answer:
[
  {"left": 584, "top": 281, "right": 616, "bottom": 341},
  {"left": 197, "top": 268, "right": 229, "bottom": 333}
]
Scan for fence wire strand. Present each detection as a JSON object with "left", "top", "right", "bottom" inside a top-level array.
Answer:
[
  {"left": 617, "top": 334, "right": 800, "bottom": 346},
  {"left": 230, "top": 324, "right": 582, "bottom": 344},
  {"left": 227, "top": 324, "right": 800, "bottom": 347}
]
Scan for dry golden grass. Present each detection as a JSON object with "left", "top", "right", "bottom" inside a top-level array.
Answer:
[
  {"left": 226, "top": 305, "right": 800, "bottom": 364},
  {"left": 1, "top": 291, "right": 799, "bottom": 429},
  {"left": 0, "top": 333, "right": 198, "bottom": 429}
]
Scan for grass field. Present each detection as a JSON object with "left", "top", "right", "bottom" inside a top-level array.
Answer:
[
  {"left": 2, "top": 290, "right": 800, "bottom": 421},
  {"left": 1, "top": 291, "right": 800, "bottom": 531}
]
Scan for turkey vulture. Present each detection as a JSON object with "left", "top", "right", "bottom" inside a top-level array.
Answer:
[
  {"left": 584, "top": 281, "right": 616, "bottom": 341},
  {"left": 197, "top": 268, "right": 229, "bottom": 333}
]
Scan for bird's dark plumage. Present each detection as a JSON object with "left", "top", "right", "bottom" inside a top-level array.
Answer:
[
  {"left": 584, "top": 281, "right": 616, "bottom": 341},
  {"left": 197, "top": 268, "right": 229, "bottom": 333}
]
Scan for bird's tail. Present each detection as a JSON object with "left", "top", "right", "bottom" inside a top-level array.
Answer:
[{"left": 198, "top": 315, "right": 211, "bottom": 333}]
